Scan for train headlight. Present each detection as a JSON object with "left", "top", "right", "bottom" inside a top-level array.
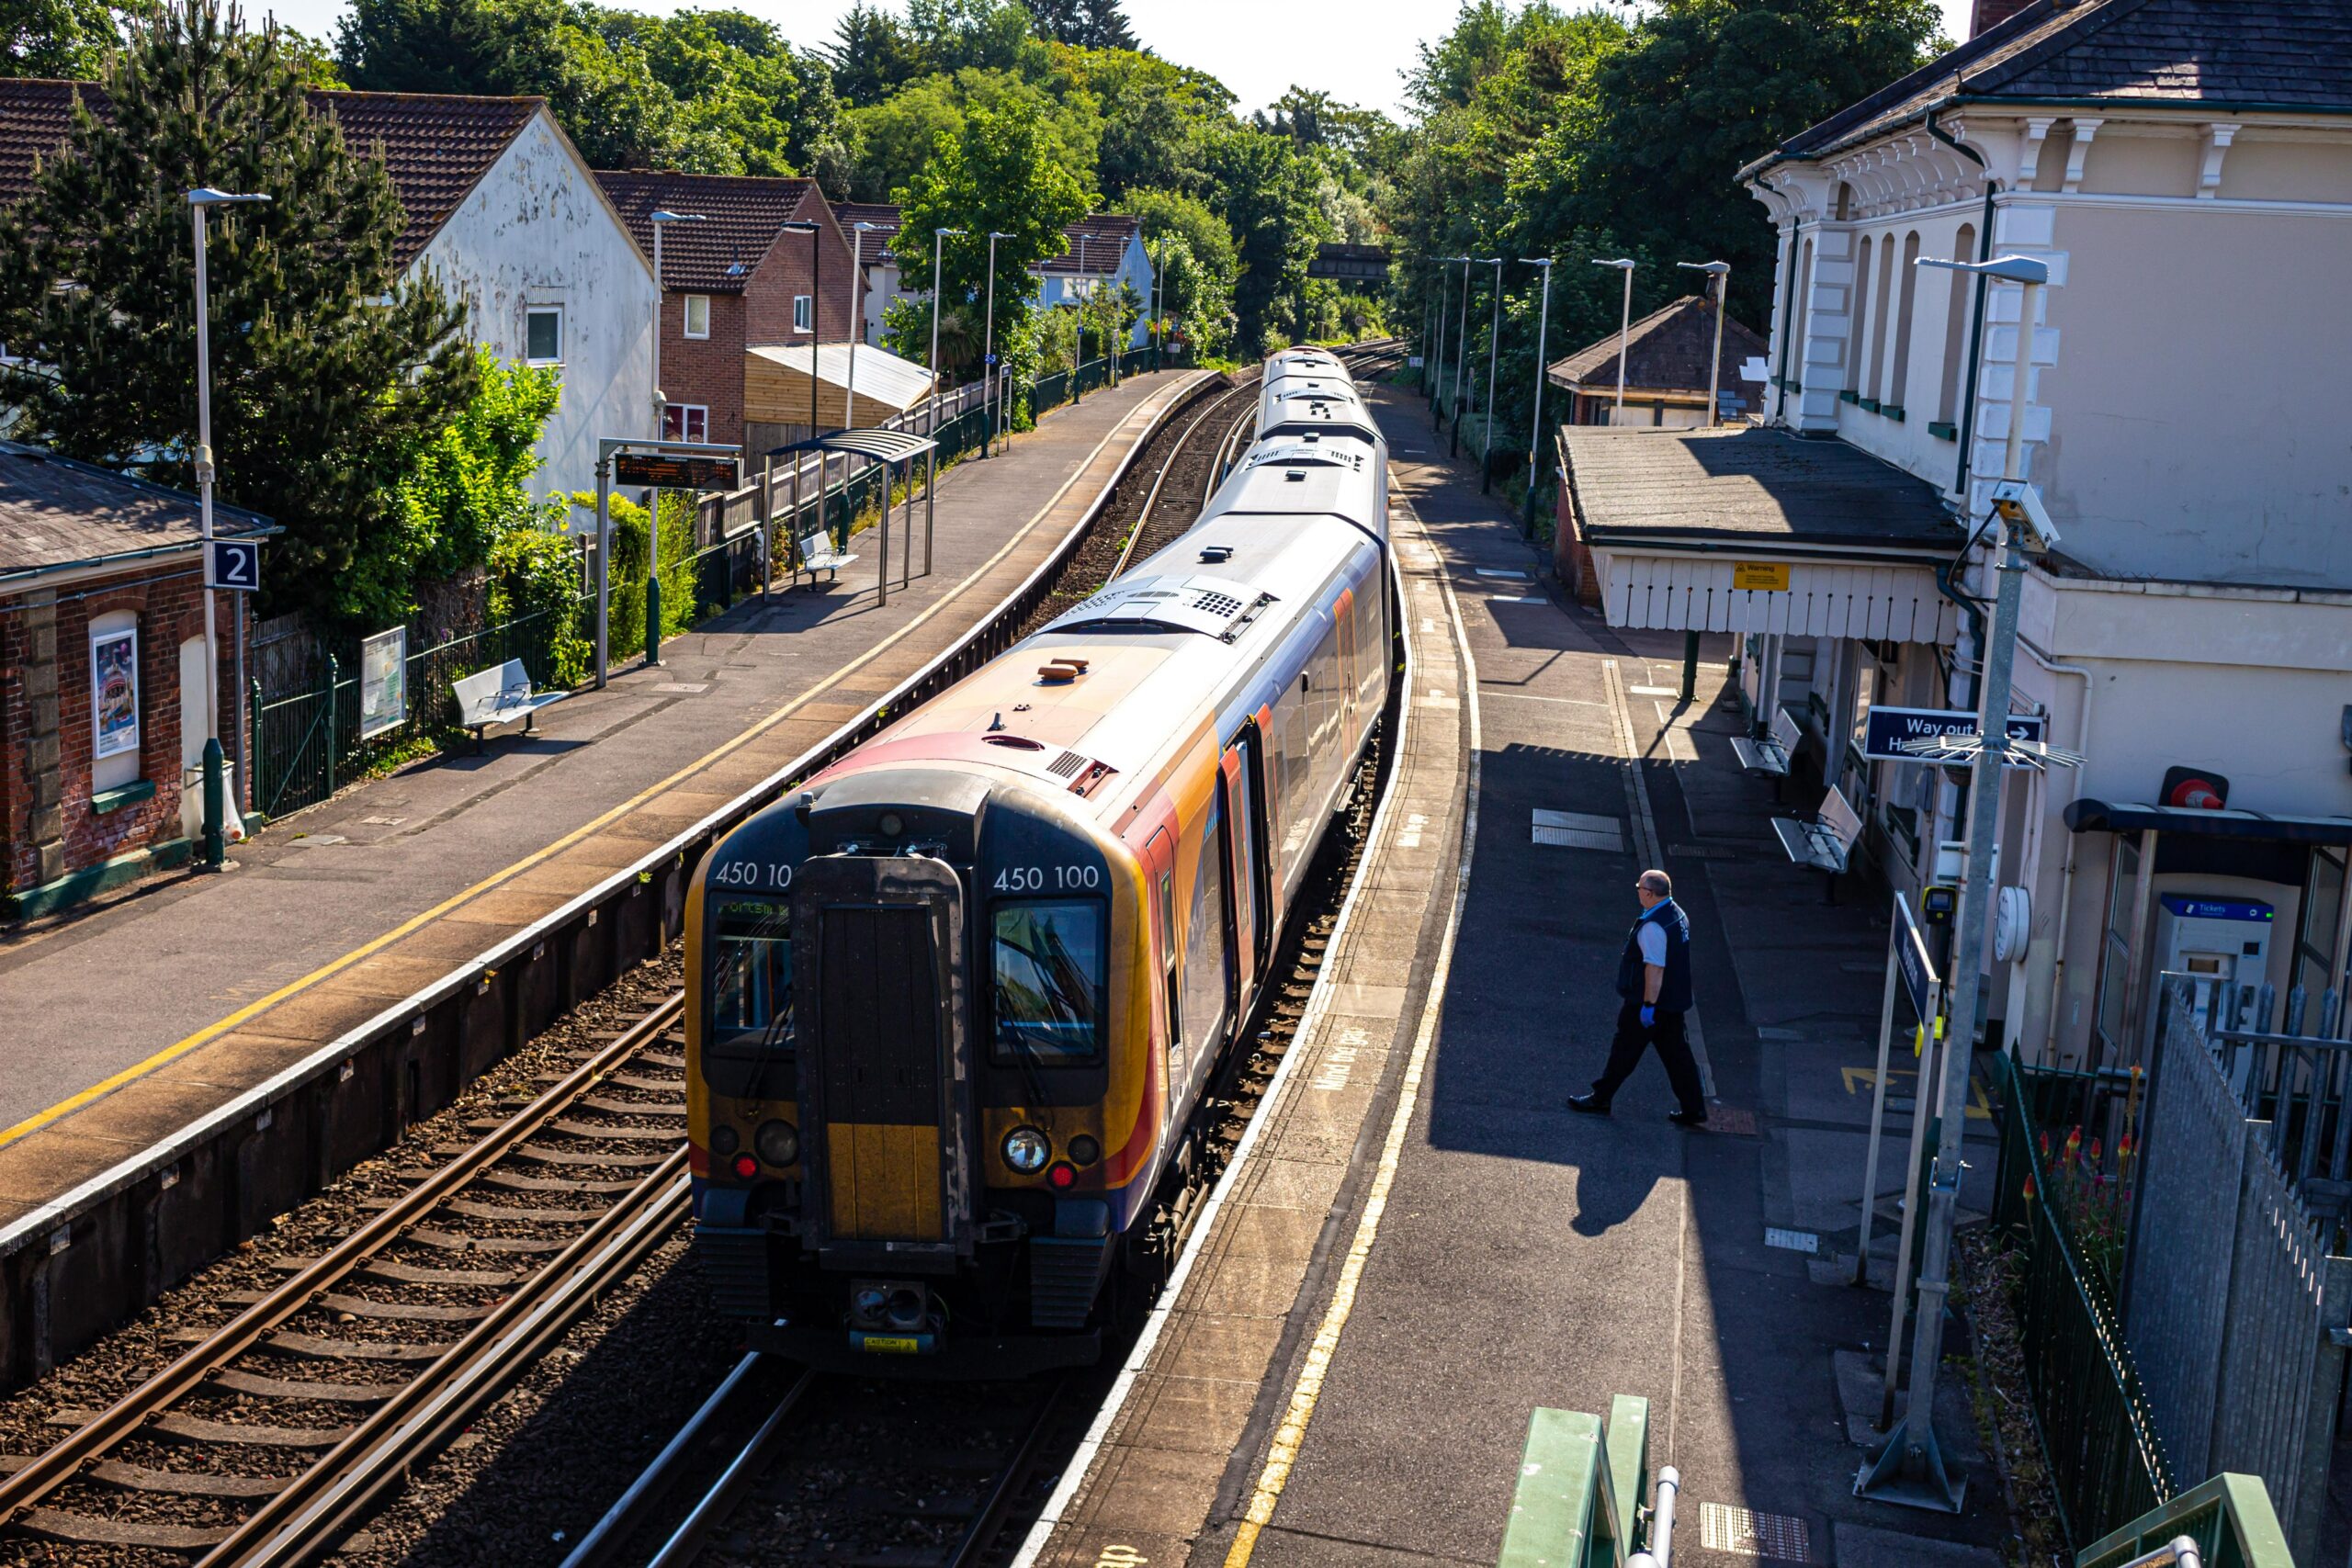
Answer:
[
  {"left": 1069, "top": 1134, "right": 1101, "bottom": 1167},
  {"left": 709, "top": 1123, "right": 740, "bottom": 1159},
  {"left": 754, "top": 1119, "right": 799, "bottom": 1167},
  {"left": 1002, "top": 1126, "right": 1051, "bottom": 1175}
]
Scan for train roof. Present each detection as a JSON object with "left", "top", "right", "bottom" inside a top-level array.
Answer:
[
  {"left": 1199, "top": 438, "right": 1385, "bottom": 544},
  {"left": 1267, "top": 347, "right": 1349, "bottom": 380},
  {"left": 1256, "top": 379, "right": 1382, "bottom": 442}
]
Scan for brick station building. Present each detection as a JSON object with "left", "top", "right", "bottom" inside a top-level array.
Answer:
[
  {"left": 0, "top": 446, "right": 272, "bottom": 919},
  {"left": 593, "top": 170, "right": 859, "bottom": 455}
]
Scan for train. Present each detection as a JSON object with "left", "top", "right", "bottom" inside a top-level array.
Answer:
[{"left": 682, "top": 348, "right": 1393, "bottom": 1373}]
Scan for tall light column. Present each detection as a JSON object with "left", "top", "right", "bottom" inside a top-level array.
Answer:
[
  {"left": 982, "top": 231, "right": 1010, "bottom": 457},
  {"left": 1477, "top": 256, "right": 1503, "bottom": 492},
  {"left": 1591, "top": 258, "right": 1635, "bottom": 423},
  {"left": 1679, "top": 260, "right": 1732, "bottom": 426},
  {"left": 648, "top": 209, "right": 707, "bottom": 437},
  {"left": 1520, "top": 256, "right": 1555, "bottom": 532},
  {"left": 187, "top": 187, "right": 271, "bottom": 868},
  {"left": 848, "top": 220, "right": 876, "bottom": 427},
  {"left": 1449, "top": 256, "right": 1473, "bottom": 457},
  {"left": 1860, "top": 253, "right": 2057, "bottom": 1515}
]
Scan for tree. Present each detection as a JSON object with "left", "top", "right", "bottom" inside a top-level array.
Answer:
[
  {"left": 1019, "top": 0, "right": 1134, "bottom": 50},
  {"left": 0, "top": 0, "right": 120, "bottom": 76},
  {"left": 905, "top": 0, "right": 1040, "bottom": 76},
  {"left": 1125, "top": 185, "right": 1234, "bottom": 354},
  {"left": 828, "top": 1, "right": 918, "bottom": 107},
  {"left": 381, "top": 350, "right": 562, "bottom": 621},
  {"left": 896, "top": 95, "right": 1091, "bottom": 382},
  {"left": 0, "top": 0, "right": 478, "bottom": 629},
  {"left": 1190, "top": 120, "right": 1321, "bottom": 354}
]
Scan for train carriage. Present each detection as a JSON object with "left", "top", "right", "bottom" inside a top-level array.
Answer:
[{"left": 685, "top": 355, "right": 1391, "bottom": 1372}]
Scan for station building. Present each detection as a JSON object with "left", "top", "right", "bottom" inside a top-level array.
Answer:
[
  {"left": 1555, "top": 0, "right": 2352, "bottom": 1073},
  {"left": 1544, "top": 294, "right": 1767, "bottom": 429},
  {"left": 0, "top": 447, "right": 271, "bottom": 919}
]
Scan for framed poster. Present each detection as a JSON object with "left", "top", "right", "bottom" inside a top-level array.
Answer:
[
  {"left": 90, "top": 625, "right": 139, "bottom": 761},
  {"left": 358, "top": 626, "right": 408, "bottom": 740}
]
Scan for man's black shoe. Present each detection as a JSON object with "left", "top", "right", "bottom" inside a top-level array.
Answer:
[
  {"left": 1566, "top": 1092, "right": 1611, "bottom": 1115},
  {"left": 1668, "top": 1108, "right": 1709, "bottom": 1127}
]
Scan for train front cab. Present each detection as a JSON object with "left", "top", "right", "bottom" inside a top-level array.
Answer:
[{"left": 686, "top": 768, "right": 1154, "bottom": 1375}]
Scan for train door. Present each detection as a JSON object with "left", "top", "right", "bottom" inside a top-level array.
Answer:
[
  {"left": 1228, "top": 726, "right": 1273, "bottom": 982},
  {"left": 1145, "top": 829, "right": 1181, "bottom": 1134},
  {"left": 1178, "top": 783, "right": 1238, "bottom": 1104}
]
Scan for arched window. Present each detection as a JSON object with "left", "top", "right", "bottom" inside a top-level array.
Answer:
[
  {"left": 1850, "top": 235, "right": 1874, "bottom": 394},
  {"left": 1865, "top": 234, "right": 1896, "bottom": 400},
  {"left": 1888, "top": 232, "right": 1922, "bottom": 412},
  {"left": 1936, "top": 224, "right": 1978, "bottom": 427}
]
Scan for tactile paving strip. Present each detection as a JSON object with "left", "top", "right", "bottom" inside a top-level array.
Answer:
[{"left": 1699, "top": 1501, "right": 1814, "bottom": 1562}]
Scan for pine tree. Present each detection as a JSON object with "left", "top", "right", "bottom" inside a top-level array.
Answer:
[{"left": 0, "top": 0, "right": 477, "bottom": 628}]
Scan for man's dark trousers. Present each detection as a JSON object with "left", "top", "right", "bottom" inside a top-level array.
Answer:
[{"left": 1590, "top": 998, "right": 1704, "bottom": 1116}]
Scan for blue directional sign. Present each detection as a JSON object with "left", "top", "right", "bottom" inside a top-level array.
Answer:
[
  {"left": 206, "top": 537, "right": 261, "bottom": 592},
  {"left": 1894, "top": 892, "right": 1939, "bottom": 1021},
  {"left": 1861, "top": 705, "right": 2045, "bottom": 762}
]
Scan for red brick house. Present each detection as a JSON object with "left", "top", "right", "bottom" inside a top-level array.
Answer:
[
  {"left": 593, "top": 171, "right": 859, "bottom": 454},
  {"left": 0, "top": 446, "right": 273, "bottom": 919}
]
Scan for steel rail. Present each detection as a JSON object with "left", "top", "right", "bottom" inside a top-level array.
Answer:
[
  {"left": 0, "top": 991, "right": 689, "bottom": 1530},
  {"left": 1108, "top": 381, "right": 1259, "bottom": 581},
  {"left": 202, "top": 1151, "right": 694, "bottom": 1567},
  {"left": 944, "top": 1382, "right": 1067, "bottom": 1568},
  {"left": 642, "top": 1371, "right": 821, "bottom": 1568},
  {"left": 556, "top": 1352, "right": 773, "bottom": 1568}
]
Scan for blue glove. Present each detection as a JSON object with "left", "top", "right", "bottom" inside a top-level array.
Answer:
[{"left": 1639, "top": 1004, "right": 1657, "bottom": 1028}]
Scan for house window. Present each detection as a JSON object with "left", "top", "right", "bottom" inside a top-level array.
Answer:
[
  {"left": 526, "top": 307, "right": 562, "bottom": 365},
  {"left": 792, "top": 294, "right": 813, "bottom": 333},
  {"left": 662, "top": 403, "right": 709, "bottom": 443},
  {"left": 683, "top": 294, "right": 710, "bottom": 339}
]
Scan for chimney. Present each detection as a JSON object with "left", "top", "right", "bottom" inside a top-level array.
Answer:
[{"left": 1971, "top": 0, "right": 2036, "bottom": 34}]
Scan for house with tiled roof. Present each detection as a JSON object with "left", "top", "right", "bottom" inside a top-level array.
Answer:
[
  {"left": 594, "top": 170, "right": 858, "bottom": 453},
  {"left": 0, "top": 81, "right": 656, "bottom": 499},
  {"left": 1543, "top": 295, "right": 1769, "bottom": 428},
  {"left": 1550, "top": 0, "right": 2352, "bottom": 1241}
]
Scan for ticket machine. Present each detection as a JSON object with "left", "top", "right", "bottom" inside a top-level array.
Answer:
[{"left": 2155, "top": 894, "right": 2274, "bottom": 1032}]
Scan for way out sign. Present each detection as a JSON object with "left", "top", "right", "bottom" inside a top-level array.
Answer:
[{"left": 1862, "top": 705, "right": 2045, "bottom": 762}]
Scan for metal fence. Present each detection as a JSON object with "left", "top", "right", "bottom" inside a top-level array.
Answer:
[
  {"left": 1990, "top": 1051, "right": 2174, "bottom": 1548},
  {"left": 2123, "top": 976, "right": 2352, "bottom": 1562}
]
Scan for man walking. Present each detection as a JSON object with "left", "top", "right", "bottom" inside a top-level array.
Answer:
[{"left": 1566, "top": 869, "right": 1708, "bottom": 1126}]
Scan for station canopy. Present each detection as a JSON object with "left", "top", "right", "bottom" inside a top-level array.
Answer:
[
  {"left": 770, "top": 428, "right": 936, "bottom": 463},
  {"left": 745, "top": 341, "right": 936, "bottom": 428}
]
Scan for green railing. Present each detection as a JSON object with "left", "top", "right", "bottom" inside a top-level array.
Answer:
[
  {"left": 2075, "top": 1473, "right": 2295, "bottom": 1568},
  {"left": 1991, "top": 1052, "right": 2175, "bottom": 1548},
  {"left": 1496, "top": 1395, "right": 1647, "bottom": 1567}
]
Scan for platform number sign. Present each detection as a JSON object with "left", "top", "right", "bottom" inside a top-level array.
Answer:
[{"left": 206, "top": 537, "right": 261, "bottom": 592}]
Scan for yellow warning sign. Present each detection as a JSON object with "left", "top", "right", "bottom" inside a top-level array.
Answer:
[{"left": 1733, "top": 561, "right": 1791, "bottom": 592}]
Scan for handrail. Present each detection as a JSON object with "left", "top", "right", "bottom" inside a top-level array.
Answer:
[{"left": 2074, "top": 1473, "right": 2294, "bottom": 1568}]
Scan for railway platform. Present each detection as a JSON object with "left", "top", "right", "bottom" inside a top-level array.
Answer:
[
  {"left": 1021, "top": 385, "right": 2012, "bottom": 1567},
  {"left": 0, "top": 367, "right": 1205, "bottom": 1376}
]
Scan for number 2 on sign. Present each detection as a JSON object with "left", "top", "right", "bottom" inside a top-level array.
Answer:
[{"left": 994, "top": 865, "right": 1101, "bottom": 892}]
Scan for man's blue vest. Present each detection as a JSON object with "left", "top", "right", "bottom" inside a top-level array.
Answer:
[{"left": 1615, "top": 898, "right": 1693, "bottom": 1013}]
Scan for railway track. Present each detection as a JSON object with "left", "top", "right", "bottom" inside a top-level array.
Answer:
[{"left": 0, "top": 996, "right": 695, "bottom": 1564}]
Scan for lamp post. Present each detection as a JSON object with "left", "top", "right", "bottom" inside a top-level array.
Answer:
[
  {"left": 187, "top": 186, "right": 270, "bottom": 868},
  {"left": 648, "top": 210, "right": 707, "bottom": 438},
  {"left": 1859, "top": 252, "right": 2055, "bottom": 1516},
  {"left": 847, "top": 220, "right": 878, "bottom": 428},
  {"left": 1448, "top": 255, "right": 1473, "bottom": 456},
  {"left": 982, "top": 231, "right": 1011, "bottom": 457},
  {"left": 1590, "top": 258, "right": 1635, "bottom": 423},
  {"left": 1476, "top": 256, "right": 1503, "bottom": 492},
  {"left": 1520, "top": 257, "right": 1555, "bottom": 532},
  {"left": 928, "top": 224, "right": 965, "bottom": 499},
  {"left": 1678, "top": 260, "right": 1731, "bottom": 427},
  {"left": 1430, "top": 257, "right": 1457, "bottom": 412}
]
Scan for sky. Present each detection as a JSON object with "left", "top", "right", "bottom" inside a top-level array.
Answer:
[{"left": 266, "top": 0, "right": 1978, "bottom": 120}]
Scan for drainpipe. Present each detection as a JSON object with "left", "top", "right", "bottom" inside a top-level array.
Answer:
[
  {"left": 2018, "top": 633, "right": 2095, "bottom": 1066},
  {"left": 1922, "top": 109, "right": 1999, "bottom": 502}
]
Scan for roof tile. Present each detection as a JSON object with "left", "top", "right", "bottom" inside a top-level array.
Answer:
[{"left": 593, "top": 169, "right": 818, "bottom": 292}]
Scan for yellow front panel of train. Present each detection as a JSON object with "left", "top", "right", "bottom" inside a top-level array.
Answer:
[{"left": 827, "top": 1122, "right": 944, "bottom": 1241}]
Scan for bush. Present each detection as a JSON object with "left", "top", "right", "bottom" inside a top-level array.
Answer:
[
  {"left": 486, "top": 520, "right": 589, "bottom": 689},
  {"left": 571, "top": 489, "right": 696, "bottom": 657}
]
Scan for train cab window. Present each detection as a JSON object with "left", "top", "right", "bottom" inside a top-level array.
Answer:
[
  {"left": 992, "top": 901, "right": 1106, "bottom": 1065},
  {"left": 709, "top": 899, "right": 793, "bottom": 1050}
]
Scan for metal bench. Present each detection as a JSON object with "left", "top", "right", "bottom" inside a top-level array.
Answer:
[
  {"left": 1771, "top": 784, "right": 1864, "bottom": 898},
  {"left": 451, "top": 659, "right": 568, "bottom": 751},
  {"left": 791, "top": 528, "right": 858, "bottom": 587},
  {"left": 1730, "top": 705, "right": 1802, "bottom": 779}
]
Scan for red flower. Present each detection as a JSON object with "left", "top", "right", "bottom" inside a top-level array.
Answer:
[{"left": 2024, "top": 1175, "right": 2038, "bottom": 1201}]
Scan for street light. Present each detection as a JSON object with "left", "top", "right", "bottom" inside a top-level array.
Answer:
[
  {"left": 1678, "top": 260, "right": 1731, "bottom": 427},
  {"left": 1521, "top": 257, "right": 1555, "bottom": 532},
  {"left": 187, "top": 186, "right": 270, "bottom": 867},
  {"left": 1447, "top": 255, "right": 1473, "bottom": 457},
  {"left": 1590, "top": 258, "right": 1636, "bottom": 423},
  {"left": 1476, "top": 257, "right": 1503, "bottom": 492},
  {"left": 649, "top": 210, "right": 707, "bottom": 438},
  {"left": 982, "top": 231, "right": 1011, "bottom": 457},
  {"left": 928, "top": 225, "right": 966, "bottom": 495},
  {"left": 1430, "top": 257, "right": 1461, "bottom": 413},
  {"left": 1859, "top": 250, "right": 2056, "bottom": 1517}
]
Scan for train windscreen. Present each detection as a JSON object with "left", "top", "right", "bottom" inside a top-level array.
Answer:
[
  {"left": 710, "top": 898, "right": 794, "bottom": 1050},
  {"left": 991, "top": 901, "right": 1105, "bottom": 1065}
]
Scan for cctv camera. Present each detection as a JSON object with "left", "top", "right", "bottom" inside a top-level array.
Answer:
[{"left": 1987, "top": 479, "right": 2060, "bottom": 553}]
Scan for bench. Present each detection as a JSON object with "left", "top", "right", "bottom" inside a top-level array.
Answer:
[
  {"left": 1730, "top": 705, "right": 1802, "bottom": 780},
  {"left": 452, "top": 659, "right": 568, "bottom": 750},
  {"left": 790, "top": 528, "right": 858, "bottom": 587},
  {"left": 1771, "top": 784, "right": 1865, "bottom": 899}
]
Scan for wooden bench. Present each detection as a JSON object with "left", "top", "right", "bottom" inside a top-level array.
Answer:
[
  {"left": 790, "top": 528, "right": 858, "bottom": 587},
  {"left": 451, "top": 659, "right": 568, "bottom": 751},
  {"left": 1730, "top": 705, "right": 1802, "bottom": 780},
  {"left": 1771, "top": 784, "right": 1865, "bottom": 898}
]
